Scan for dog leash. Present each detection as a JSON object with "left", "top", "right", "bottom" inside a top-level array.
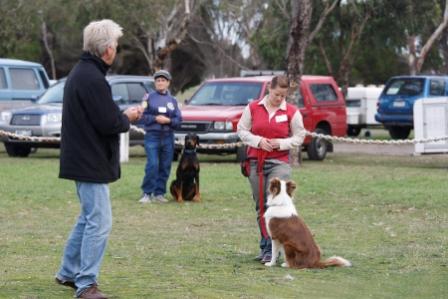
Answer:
[{"left": 256, "top": 150, "right": 269, "bottom": 239}]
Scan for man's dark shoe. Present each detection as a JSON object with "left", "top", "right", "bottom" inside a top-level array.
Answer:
[
  {"left": 55, "top": 277, "right": 76, "bottom": 290},
  {"left": 77, "top": 285, "right": 108, "bottom": 299},
  {"left": 261, "top": 254, "right": 272, "bottom": 264}
]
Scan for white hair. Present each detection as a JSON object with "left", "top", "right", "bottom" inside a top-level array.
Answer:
[{"left": 83, "top": 19, "right": 123, "bottom": 57}]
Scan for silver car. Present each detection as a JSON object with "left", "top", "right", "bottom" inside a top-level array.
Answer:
[{"left": 0, "top": 75, "right": 154, "bottom": 157}]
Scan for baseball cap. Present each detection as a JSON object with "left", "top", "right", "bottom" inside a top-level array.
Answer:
[{"left": 154, "top": 70, "right": 172, "bottom": 81}]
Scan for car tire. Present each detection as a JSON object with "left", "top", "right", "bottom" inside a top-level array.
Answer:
[
  {"left": 307, "top": 128, "right": 329, "bottom": 161},
  {"left": 4, "top": 142, "right": 32, "bottom": 157},
  {"left": 347, "top": 126, "right": 361, "bottom": 137},
  {"left": 236, "top": 144, "right": 248, "bottom": 162},
  {"left": 388, "top": 126, "right": 411, "bottom": 139}
]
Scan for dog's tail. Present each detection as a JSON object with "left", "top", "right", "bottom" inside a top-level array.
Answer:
[{"left": 319, "top": 256, "right": 352, "bottom": 268}]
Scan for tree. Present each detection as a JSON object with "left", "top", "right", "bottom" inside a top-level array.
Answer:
[{"left": 406, "top": 0, "right": 448, "bottom": 74}]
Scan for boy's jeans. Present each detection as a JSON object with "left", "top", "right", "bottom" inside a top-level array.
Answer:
[
  {"left": 56, "top": 182, "right": 112, "bottom": 296},
  {"left": 141, "top": 132, "right": 174, "bottom": 196}
]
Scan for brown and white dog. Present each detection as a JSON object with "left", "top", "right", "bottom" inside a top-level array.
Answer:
[{"left": 264, "top": 178, "right": 352, "bottom": 269}]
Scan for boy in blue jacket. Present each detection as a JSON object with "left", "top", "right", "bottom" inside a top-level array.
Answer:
[{"left": 139, "top": 70, "right": 182, "bottom": 203}]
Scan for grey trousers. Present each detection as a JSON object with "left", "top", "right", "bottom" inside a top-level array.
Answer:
[{"left": 248, "top": 160, "right": 291, "bottom": 254}]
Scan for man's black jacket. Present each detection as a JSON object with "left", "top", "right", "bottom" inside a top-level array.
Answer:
[{"left": 59, "top": 52, "right": 130, "bottom": 183}]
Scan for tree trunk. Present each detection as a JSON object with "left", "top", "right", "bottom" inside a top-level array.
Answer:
[
  {"left": 41, "top": 20, "right": 56, "bottom": 79},
  {"left": 286, "top": 0, "right": 312, "bottom": 82},
  {"left": 286, "top": 0, "right": 313, "bottom": 166}
]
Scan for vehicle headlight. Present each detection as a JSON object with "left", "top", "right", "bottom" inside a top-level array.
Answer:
[
  {"left": 0, "top": 111, "right": 12, "bottom": 123},
  {"left": 43, "top": 113, "right": 62, "bottom": 124},
  {"left": 213, "top": 121, "right": 233, "bottom": 131}
]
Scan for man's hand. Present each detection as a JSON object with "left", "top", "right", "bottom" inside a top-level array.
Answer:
[
  {"left": 124, "top": 106, "right": 143, "bottom": 122},
  {"left": 155, "top": 115, "right": 171, "bottom": 124}
]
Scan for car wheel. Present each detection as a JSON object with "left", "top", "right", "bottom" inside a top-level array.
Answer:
[
  {"left": 388, "top": 126, "right": 411, "bottom": 139},
  {"left": 4, "top": 142, "right": 32, "bottom": 157},
  {"left": 236, "top": 144, "right": 248, "bottom": 162},
  {"left": 347, "top": 126, "right": 361, "bottom": 137},
  {"left": 307, "top": 128, "right": 329, "bottom": 161}
]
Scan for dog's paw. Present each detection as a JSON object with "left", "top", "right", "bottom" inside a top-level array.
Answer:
[
  {"left": 265, "top": 261, "right": 275, "bottom": 267},
  {"left": 281, "top": 262, "right": 289, "bottom": 268}
]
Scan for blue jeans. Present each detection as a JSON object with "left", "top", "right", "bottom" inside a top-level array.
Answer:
[
  {"left": 141, "top": 131, "right": 174, "bottom": 196},
  {"left": 248, "top": 160, "right": 291, "bottom": 256},
  {"left": 56, "top": 182, "right": 112, "bottom": 297}
]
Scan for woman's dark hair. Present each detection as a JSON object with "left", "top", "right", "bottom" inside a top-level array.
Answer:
[{"left": 271, "top": 75, "right": 289, "bottom": 89}]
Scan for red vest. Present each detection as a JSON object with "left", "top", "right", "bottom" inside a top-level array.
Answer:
[{"left": 247, "top": 100, "right": 297, "bottom": 163}]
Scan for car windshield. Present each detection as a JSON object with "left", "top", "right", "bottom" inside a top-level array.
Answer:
[
  {"left": 37, "top": 81, "right": 65, "bottom": 104},
  {"left": 384, "top": 78, "right": 424, "bottom": 96},
  {"left": 189, "top": 82, "right": 262, "bottom": 106}
]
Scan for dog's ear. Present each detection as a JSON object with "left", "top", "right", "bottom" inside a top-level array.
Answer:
[
  {"left": 269, "top": 178, "right": 281, "bottom": 196},
  {"left": 286, "top": 180, "right": 296, "bottom": 197},
  {"left": 195, "top": 134, "right": 199, "bottom": 145}
]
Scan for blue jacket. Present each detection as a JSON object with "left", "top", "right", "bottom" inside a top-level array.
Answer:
[{"left": 142, "top": 90, "right": 182, "bottom": 133}]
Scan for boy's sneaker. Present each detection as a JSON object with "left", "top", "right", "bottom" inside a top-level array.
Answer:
[
  {"left": 139, "top": 194, "right": 152, "bottom": 203},
  {"left": 154, "top": 195, "right": 169, "bottom": 203}
]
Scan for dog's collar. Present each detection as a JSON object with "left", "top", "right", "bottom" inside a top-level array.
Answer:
[{"left": 183, "top": 148, "right": 197, "bottom": 154}]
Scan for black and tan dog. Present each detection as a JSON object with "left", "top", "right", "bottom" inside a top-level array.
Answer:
[{"left": 170, "top": 133, "right": 200, "bottom": 202}]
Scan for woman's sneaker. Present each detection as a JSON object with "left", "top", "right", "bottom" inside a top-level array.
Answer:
[
  {"left": 138, "top": 194, "right": 152, "bottom": 203},
  {"left": 154, "top": 195, "right": 169, "bottom": 203}
]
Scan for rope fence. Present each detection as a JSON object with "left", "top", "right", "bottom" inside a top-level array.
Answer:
[{"left": 1, "top": 125, "right": 448, "bottom": 150}]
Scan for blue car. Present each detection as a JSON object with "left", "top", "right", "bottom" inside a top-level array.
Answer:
[
  {"left": 375, "top": 75, "right": 448, "bottom": 139},
  {"left": 0, "top": 75, "right": 154, "bottom": 157},
  {"left": 0, "top": 58, "right": 50, "bottom": 112}
]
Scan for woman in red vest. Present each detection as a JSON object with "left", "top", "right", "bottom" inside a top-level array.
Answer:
[{"left": 237, "top": 75, "right": 306, "bottom": 263}]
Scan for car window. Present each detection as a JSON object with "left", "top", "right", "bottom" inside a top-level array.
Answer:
[
  {"left": 384, "top": 78, "right": 424, "bottom": 96},
  {"left": 127, "top": 83, "right": 147, "bottom": 102},
  {"left": 310, "top": 84, "right": 338, "bottom": 102},
  {"left": 111, "top": 83, "right": 129, "bottom": 103},
  {"left": 37, "top": 81, "right": 65, "bottom": 104},
  {"left": 38, "top": 69, "right": 50, "bottom": 89},
  {"left": 429, "top": 79, "right": 445, "bottom": 96},
  {"left": 10, "top": 68, "right": 40, "bottom": 90},
  {"left": 189, "top": 82, "right": 262, "bottom": 105},
  {"left": 289, "top": 89, "right": 304, "bottom": 107},
  {"left": 0, "top": 68, "right": 6, "bottom": 89}
]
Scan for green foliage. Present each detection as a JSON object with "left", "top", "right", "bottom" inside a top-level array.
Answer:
[
  {"left": 0, "top": 146, "right": 447, "bottom": 298},
  {"left": 252, "top": 2, "right": 289, "bottom": 70},
  {"left": 1, "top": 0, "right": 448, "bottom": 86}
]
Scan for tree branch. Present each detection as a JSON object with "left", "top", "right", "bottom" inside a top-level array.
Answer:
[{"left": 308, "top": 0, "right": 339, "bottom": 44}]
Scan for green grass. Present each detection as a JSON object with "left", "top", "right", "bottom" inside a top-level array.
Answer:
[{"left": 0, "top": 145, "right": 447, "bottom": 299}]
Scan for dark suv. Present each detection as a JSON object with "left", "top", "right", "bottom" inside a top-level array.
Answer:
[{"left": 0, "top": 75, "right": 154, "bottom": 157}]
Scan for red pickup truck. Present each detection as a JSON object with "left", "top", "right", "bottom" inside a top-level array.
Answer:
[{"left": 175, "top": 75, "right": 347, "bottom": 161}]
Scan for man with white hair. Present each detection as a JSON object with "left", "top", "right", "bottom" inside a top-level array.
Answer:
[{"left": 55, "top": 19, "right": 142, "bottom": 299}]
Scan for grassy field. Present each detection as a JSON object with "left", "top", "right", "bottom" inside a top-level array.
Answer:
[{"left": 0, "top": 145, "right": 447, "bottom": 299}]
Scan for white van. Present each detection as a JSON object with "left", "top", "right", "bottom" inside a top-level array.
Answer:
[
  {"left": 346, "top": 85, "right": 383, "bottom": 136},
  {"left": 0, "top": 58, "right": 50, "bottom": 112}
]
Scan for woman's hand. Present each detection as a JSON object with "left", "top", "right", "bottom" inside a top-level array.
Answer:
[
  {"left": 269, "top": 139, "right": 280, "bottom": 150},
  {"left": 259, "top": 138, "right": 274, "bottom": 152}
]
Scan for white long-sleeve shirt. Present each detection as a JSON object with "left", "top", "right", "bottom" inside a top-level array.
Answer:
[{"left": 237, "top": 96, "right": 306, "bottom": 151}]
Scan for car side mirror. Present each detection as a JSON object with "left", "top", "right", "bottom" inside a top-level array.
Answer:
[
  {"left": 184, "top": 98, "right": 190, "bottom": 105},
  {"left": 30, "top": 95, "right": 39, "bottom": 103}
]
